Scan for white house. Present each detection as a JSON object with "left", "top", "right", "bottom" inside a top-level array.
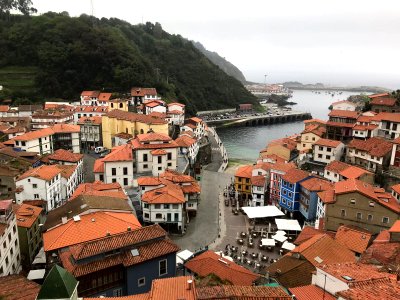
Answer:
[
  {"left": 144, "top": 100, "right": 167, "bottom": 115},
  {"left": 313, "top": 138, "right": 345, "bottom": 164},
  {"left": 93, "top": 144, "right": 134, "bottom": 188},
  {"left": 47, "top": 149, "right": 84, "bottom": 184},
  {"left": 250, "top": 162, "right": 271, "bottom": 207},
  {"left": 51, "top": 124, "right": 81, "bottom": 154},
  {"left": 55, "top": 164, "right": 80, "bottom": 204},
  {"left": 372, "top": 112, "right": 400, "bottom": 140},
  {"left": 73, "top": 106, "right": 108, "bottom": 123},
  {"left": 130, "top": 87, "right": 161, "bottom": 106},
  {"left": 315, "top": 189, "right": 334, "bottom": 222},
  {"left": 184, "top": 117, "right": 206, "bottom": 140},
  {"left": 0, "top": 200, "right": 21, "bottom": 277},
  {"left": 131, "top": 133, "right": 179, "bottom": 176},
  {"left": 175, "top": 135, "right": 199, "bottom": 164},
  {"left": 12, "top": 127, "right": 54, "bottom": 155},
  {"left": 331, "top": 100, "right": 357, "bottom": 111},
  {"left": 80, "top": 91, "right": 111, "bottom": 106},
  {"left": 15, "top": 165, "right": 62, "bottom": 212},
  {"left": 31, "top": 110, "right": 74, "bottom": 130},
  {"left": 167, "top": 103, "right": 185, "bottom": 126}
]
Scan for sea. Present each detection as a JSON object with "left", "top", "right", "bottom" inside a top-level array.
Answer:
[{"left": 216, "top": 89, "right": 363, "bottom": 161}]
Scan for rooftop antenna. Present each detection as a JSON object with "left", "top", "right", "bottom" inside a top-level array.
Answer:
[{"left": 90, "top": 0, "right": 94, "bottom": 17}]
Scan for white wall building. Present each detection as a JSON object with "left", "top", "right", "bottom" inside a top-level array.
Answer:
[
  {"left": 184, "top": 117, "right": 206, "bottom": 140},
  {"left": 331, "top": 100, "right": 357, "bottom": 111},
  {"left": 313, "top": 139, "right": 345, "bottom": 164},
  {"left": 0, "top": 200, "right": 21, "bottom": 277},
  {"left": 15, "top": 165, "right": 62, "bottom": 212},
  {"left": 12, "top": 128, "right": 54, "bottom": 155},
  {"left": 74, "top": 106, "right": 108, "bottom": 123},
  {"left": 175, "top": 135, "right": 199, "bottom": 164}
]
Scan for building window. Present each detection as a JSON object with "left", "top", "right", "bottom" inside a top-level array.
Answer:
[
  {"left": 382, "top": 217, "right": 389, "bottom": 224},
  {"left": 318, "top": 154, "right": 323, "bottom": 158},
  {"left": 34, "top": 194, "right": 39, "bottom": 199},
  {"left": 326, "top": 155, "right": 331, "bottom": 160},
  {"left": 143, "top": 164, "right": 148, "bottom": 169},
  {"left": 367, "top": 214, "right": 373, "bottom": 222},
  {"left": 356, "top": 212, "right": 362, "bottom": 220},
  {"left": 143, "top": 154, "right": 148, "bottom": 162},
  {"left": 167, "top": 163, "right": 172, "bottom": 167},
  {"left": 281, "top": 198, "right": 286, "bottom": 204},
  {"left": 144, "top": 213, "right": 149, "bottom": 219},
  {"left": 112, "top": 178, "right": 117, "bottom": 183},
  {"left": 33, "top": 184, "right": 37, "bottom": 188},
  {"left": 283, "top": 190, "right": 287, "bottom": 195},
  {"left": 158, "top": 156, "right": 162, "bottom": 164},
  {"left": 99, "top": 174, "right": 104, "bottom": 181},
  {"left": 350, "top": 199, "right": 356, "bottom": 205},
  {"left": 123, "top": 178, "right": 128, "bottom": 186},
  {"left": 113, "top": 288, "right": 123, "bottom": 297},
  {"left": 167, "top": 153, "right": 172, "bottom": 160},
  {"left": 159, "top": 259, "right": 167, "bottom": 276},
  {"left": 112, "top": 168, "right": 116, "bottom": 176},
  {"left": 173, "top": 204, "right": 179, "bottom": 209},
  {"left": 138, "top": 277, "right": 146, "bottom": 287},
  {"left": 156, "top": 213, "right": 162, "bottom": 219},
  {"left": 155, "top": 204, "right": 161, "bottom": 209},
  {"left": 143, "top": 203, "right": 149, "bottom": 208},
  {"left": 369, "top": 201, "right": 375, "bottom": 207},
  {"left": 164, "top": 204, "right": 170, "bottom": 209},
  {"left": 288, "top": 192, "right": 292, "bottom": 198},
  {"left": 341, "top": 209, "right": 346, "bottom": 217},
  {"left": 123, "top": 167, "right": 128, "bottom": 175}
]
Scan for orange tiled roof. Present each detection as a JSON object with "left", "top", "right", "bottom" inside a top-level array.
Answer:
[
  {"left": 151, "top": 149, "right": 167, "bottom": 155},
  {"left": 334, "top": 225, "right": 372, "bottom": 253},
  {"left": 142, "top": 185, "right": 185, "bottom": 204},
  {"left": 340, "top": 166, "right": 372, "bottom": 180},
  {"left": 291, "top": 234, "right": 355, "bottom": 267},
  {"left": 148, "top": 276, "right": 196, "bottom": 300},
  {"left": 81, "top": 90, "right": 100, "bottom": 97},
  {"left": 137, "top": 177, "right": 163, "bottom": 186},
  {"left": 369, "top": 93, "right": 390, "bottom": 98},
  {"left": 235, "top": 165, "right": 253, "bottom": 179},
  {"left": 0, "top": 275, "right": 40, "bottom": 300},
  {"left": 371, "top": 112, "right": 400, "bottom": 123},
  {"left": 188, "top": 117, "right": 203, "bottom": 123},
  {"left": 347, "top": 137, "right": 392, "bottom": 157},
  {"left": 17, "top": 165, "right": 60, "bottom": 181},
  {"left": 55, "top": 164, "right": 76, "bottom": 179},
  {"left": 325, "top": 160, "right": 351, "bottom": 173},
  {"left": 293, "top": 226, "right": 327, "bottom": 246},
  {"left": 13, "top": 127, "right": 54, "bottom": 141},
  {"left": 289, "top": 285, "right": 335, "bottom": 300},
  {"left": 335, "top": 179, "right": 400, "bottom": 213},
  {"left": 160, "top": 169, "right": 195, "bottom": 183},
  {"left": 370, "top": 97, "right": 397, "bottom": 107},
  {"left": 51, "top": 123, "right": 80, "bottom": 133},
  {"left": 268, "top": 137, "right": 298, "bottom": 151},
  {"left": 391, "top": 183, "right": 400, "bottom": 194},
  {"left": 93, "top": 158, "right": 105, "bottom": 173},
  {"left": 106, "top": 109, "right": 167, "bottom": 125},
  {"left": 175, "top": 135, "right": 197, "bottom": 147},
  {"left": 326, "top": 121, "right": 355, "bottom": 128},
  {"left": 184, "top": 250, "right": 260, "bottom": 286},
  {"left": 251, "top": 175, "right": 266, "bottom": 187},
  {"left": 102, "top": 144, "right": 133, "bottom": 162},
  {"left": 14, "top": 203, "right": 42, "bottom": 228},
  {"left": 270, "top": 162, "right": 296, "bottom": 173},
  {"left": 304, "top": 118, "right": 326, "bottom": 124},
  {"left": 98, "top": 92, "right": 112, "bottom": 101},
  {"left": 300, "top": 177, "right": 333, "bottom": 192},
  {"left": 131, "top": 87, "right": 158, "bottom": 97},
  {"left": 0, "top": 105, "right": 9, "bottom": 112},
  {"left": 317, "top": 189, "right": 335, "bottom": 204},
  {"left": 145, "top": 100, "right": 164, "bottom": 108},
  {"left": 337, "top": 279, "right": 400, "bottom": 300},
  {"left": 328, "top": 110, "right": 359, "bottom": 119},
  {"left": 77, "top": 116, "right": 102, "bottom": 124},
  {"left": 197, "top": 285, "right": 292, "bottom": 299},
  {"left": 47, "top": 149, "right": 83, "bottom": 163},
  {"left": 314, "top": 138, "right": 342, "bottom": 148},
  {"left": 168, "top": 102, "right": 185, "bottom": 107},
  {"left": 388, "top": 220, "right": 400, "bottom": 232},
  {"left": 43, "top": 211, "right": 141, "bottom": 251},
  {"left": 282, "top": 168, "right": 310, "bottom": 184},
  {"left": 70, "top": 182, "right": 126, "bottom": 200},
  {"left": 137, "top": 132, "right": 171, "bottom": 142}
]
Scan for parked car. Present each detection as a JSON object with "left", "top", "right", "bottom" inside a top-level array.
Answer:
[{"left": 95, "top": 146, "right": 107, "bottom": 153}]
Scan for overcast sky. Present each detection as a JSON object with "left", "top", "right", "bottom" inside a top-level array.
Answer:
[{"left": 34, "top": 0, "right": 400, "bottom": 89}]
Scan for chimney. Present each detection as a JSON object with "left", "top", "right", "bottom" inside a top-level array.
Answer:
[
  {"left": 61, "top": 217, "right": 67, "bottom": 224},
  {"left": 127, "top": 226, "right": 131, "bottom": 231},
  {"left": 187, "top": 279, "right": 193, "bottom": 290}
]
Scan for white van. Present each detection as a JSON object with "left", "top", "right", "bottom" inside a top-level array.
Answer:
[{"left": 95, "top": 146, "right": 106, "bottom": 153}]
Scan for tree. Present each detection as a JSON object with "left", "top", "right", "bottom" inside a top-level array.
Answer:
[{"left": 0, "top": 0, "right": 37, "bottom": 16}]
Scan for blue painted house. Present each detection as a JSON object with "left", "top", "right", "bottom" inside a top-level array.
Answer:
[
  {"left": 299, "top": 177, "right": 333, "bottom": 221},
  {"left": 279, "top": 168, "right": 312, "bottom": 216},
  {"left": 58, "top": 224, "right": 180, "bottom": 297}
]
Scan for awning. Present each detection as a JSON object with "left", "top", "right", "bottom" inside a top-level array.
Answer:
[
  {"left": 214, "top": 251, "right": 234, "bottom": 261},
  {"left": 261, "top": 238, "right": 276, "bottom": 246},
  {"left": 282, "top": 241, "right": 296, "bottom": 251},
  {"left": 275, "top": 219, "right": 302, "bottom": 231},
  {"left": 177, "top": 249, "right": 194, "bottom": 261},
  {"left": 275, "top": 230, "right": 286, "bottom": 236},
  {"left": 32, "top": 247, "right": 46, "bottom": 265},
  {"left": 27, "top": 269, "right": 46, "bottom": 280},
  {"left": 242, "top": 206, "right": 285, "bottom": 219},
  {"left": 272, "top": 234, "right": 288, "bottom": 242}
]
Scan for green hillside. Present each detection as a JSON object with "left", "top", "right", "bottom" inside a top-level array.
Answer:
[{"left": 0, "top": 13, "right": 257, "bottom": 114}]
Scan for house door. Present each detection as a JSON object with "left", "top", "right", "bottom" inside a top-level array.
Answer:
[{"left": 167, "top": 213, "right": 171, "bottom": 222}]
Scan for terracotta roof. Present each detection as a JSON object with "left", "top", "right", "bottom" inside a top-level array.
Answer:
[
  {"left": 77, "top": 116, "right": 102, "bottom": 124},
  {"left": 304, "top": 118, "right": 326, "bottom": 124},
  {"left": 74, "top": 106, "right": 108, "bottom": 113},
  {"left": 188, "top": 117, "right": 203, "bottom": 123},
  {"left": 266, "top": 255, "right": 316, "bottom": 288},
  {"left": 70, "top": 182, "right": 126, "bottom": 200},
  {"left": 270, "top": 162, "right": 296, "bottom": 173},
  {"left": 43, "top": 211, "right": 141, "bottom": 251},
  {"left": 391, "top": 183, "right": 400, "bottom": 195},
  {"left": 373, "top": 229, "right": 391, "bottom": 243},
  {"left": 0, "top": 275, "right": 40, "bottom": 300},
  {"left": 17, "top": 165, "right": 61, "bottom": 181},
  {"left": 334, "top": 225, "right": 373, "bottom": 253},
  {"left": 102, "top": 144, "right": 133, "bottom": 162},
  {"left": 137, "top": 132, "right": 171, "bottom": 142},
  {"left": 93, "top": 158, "right": 105, "bottom": 173},
  {"left": 148, "top": 276, "right": 196, "bottom": 300},
  {"left": 347, "top": 137, "right": 392, "bottom": 157},
  {"left": 98, "top": 92, "right": 112, "bottom": 101},
  {"left": 371, "top": 112, "right": 400, "bottom": 123},
  {"left": 328, "top": 110, "right": 359, "bottom": 118},
  {"left": 87, "top": 295, "right": 149, "bottom": 300},
  {"left": 337, "top": 279, "right": 400, "bottom": 300},
  {"left": 13, "top": 127, "right": 54, "bottom": 141},
  {"left": 47, "top": 149, "right": 83, "bottom": 163},
  {"left": 325, "top": 160, "right": 351, "bottom": 173},
  {"left": 302, "top": 123, "right": 326, "bottom": 137},
  {"left": 81, "top": 90, "right": 100, "bottom": 97},
  {"left": 294, "top": 226, "right": 327, "bottom": 246},
  {"left": 142, "top": 185, "right": 185, "bottom": 204},
  {"left": 168, "top": 102, "right": 185, "bottom": 107},
  {"left": 369, "top": 93, "right": 390, "bottom": 98},
  {"left": 360, "top": 240, "right": 400, "bottom": 268},
  {"left": 332, "top": 100, "right": 356, "bottom": 106},
  {"left": 282, "top": 168, "right": 310, "bottom": 184},
  {"left": 335, "top": 179, "right": 400, "bottom": 213},
  {"left": 314, "top": 138, "right": 342, "bottom": 148},
  {"left": 320, "top": 262, "right": 395, "bottom": 283},
  {"left": 340, "top": 166, "right": 372, "bottom": 180},
  {"left": 55, "top": 164, "right": 77, "bottom": 179},
  {"left": 14, "top": 203, "right": 42, "bottom": 228},
  {"left": 326, "top": 121, "right": 355, "bottom": 128},
  {"left": 185, "top": 250, "right": 260, "bottom": 286},
  {"left": 251, "top": 175, "right": 266, "bottom": 187},
  {"left": 259, "top": 153, "right": 287, "bottom": 163},
  {"left": 0, "top": 105, "right": 9, "bottom": 112},
  {"left": 175, "top": 135, "right": 197, "bottom": 147},
  {"left": 132, "top": 138, "right": 178, "bottom": 150},
  {"left": 137, "top": 177, "right": 163, "bottom": 186},
  {"left": 370, "top": 97, "right": 397, "bottom": 107},
  {"left": 130, "top": 87, "right": 158, "bottom": 97},
  {"left": 291, "top": 234, "right": 355, "bottom": 267},
  {"left": 235, "top": 165, "right": 253, "bottom": 179},
  {"left": 268, "top": 137, "right": 298, "bottom": 151},
  {"left": 51, "top": 123, "right": 80, "bottom": 133},
  {"left": 317, "top": 189, "right": 335, "bottom": 204},
  {"left": 357, "top": 114, "right": 376, "bottom": 122},
  {"left": 289, "top": 285, "right": 335, "bottom": 300},
  {"left": 160, "top": 169, "right": 195, "bottom": 183},
  {"left": 106, "top": 109, "right": 167, "bottom": 125},
  {"left": 300, "top": 177, "right": 333, "bottom": 192},
  {"left": 389, "top": 220, "right": 400, "bottom": 233},
  {"left": 145, "top": 100, "right": 164, "bottom": 108},
  {"left": 197, "top": 285, "right": 292, "bottom": 299},
  {"left": 151, "top": 149, "right": 167, "bottom": 155}
]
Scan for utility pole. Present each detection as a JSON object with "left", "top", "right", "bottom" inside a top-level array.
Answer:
[{"left": 264, "top": 74, "right": 267, "bottom": 85}]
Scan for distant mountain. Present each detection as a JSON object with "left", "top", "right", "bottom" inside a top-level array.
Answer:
[
  {"left": 0, "top": 13, "right": 257, "bottom": 114},
  {"left": 281, "top": 82, "right": 389, "bottom": 93},
  {"left": 193, "top": 42, "right": 247, "bottom": 84}
]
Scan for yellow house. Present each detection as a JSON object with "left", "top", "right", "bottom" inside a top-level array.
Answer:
[
  {"left": 234, "top": 165, "right": 253, "bottom": 201},
  {"left": 101, "top": 110, "right": 168, "bottom": 149},
  {"left": 108, "top": 99, "right": 129, "bottom": 112},
  {"left": 297, "top": 121, "right": 326, "bottom": 152}
]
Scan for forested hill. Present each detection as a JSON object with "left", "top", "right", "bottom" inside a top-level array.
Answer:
[
  {"left": 0, "top": 13, "right": 257, "bottom": 114},
  {"left": 193, "top": 42, "right": 247, "bottom": 84}
]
